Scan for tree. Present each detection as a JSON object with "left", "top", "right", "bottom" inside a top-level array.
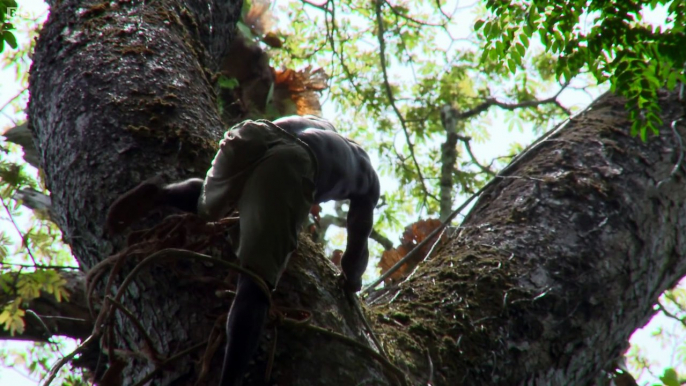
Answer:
[{"left": 2, "top": 0, "right": 686, "bottom": 384}]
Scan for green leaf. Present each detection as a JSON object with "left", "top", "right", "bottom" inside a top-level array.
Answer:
[
  {"left": 3, "top": 30, "right": 16, "bottom": 49},
  {"left": 474, "top": 19, "right": 485, "bottom": 31},
  {"left": 523, "top": 24, "right": 533, "bottom": 37},
  {"left": 519, "top": 33, "right": 529, "bottom": 47},
  {"left": 515, "top": 42, "right": 526, "bottom": 57},
  {"left": 218, "top": 76, "right": 239, "bottom": 89},
  {"left": 508, "top": 58, "right": 516, "bottom": 73},
  {"left": 236, "top": 21, "right": 253, "bottom": 38},
  {"left": 660, "top": 368, "right": 680, "bottom": 386}
]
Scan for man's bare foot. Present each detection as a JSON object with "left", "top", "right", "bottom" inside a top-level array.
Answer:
[{"left": 106, "top": 176, "right": 165, "bottom": 234}]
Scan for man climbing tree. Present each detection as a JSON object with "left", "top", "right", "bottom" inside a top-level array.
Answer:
[{"left": 106, "top": 115, "right": 380, "bottom": 385}]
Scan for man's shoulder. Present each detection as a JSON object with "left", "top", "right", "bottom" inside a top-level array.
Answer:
[{"left": 273, "top": 115, "right": 338, "bottom": 133}]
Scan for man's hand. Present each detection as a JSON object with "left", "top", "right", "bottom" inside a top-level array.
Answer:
[
  {"left": 338, "top": 272, "right": 362, "bottom": 293},
  {"left": 106, "top": 176, "right": 165, "bottom": 234}
]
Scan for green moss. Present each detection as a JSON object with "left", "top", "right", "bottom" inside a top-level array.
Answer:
[
  {"left": 391, "top": 311, "right": 411, "bottom": 324},
  {"left": 118, "top": 45, "right": 154, "bottom": 56},
  {"left": 408, "top": 322, "right": 433, "bottom": 337}
]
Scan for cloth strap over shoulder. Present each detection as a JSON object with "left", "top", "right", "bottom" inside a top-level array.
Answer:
[
  {"left": 197, "top": 119, "right": 319, "bottom": 221},
  {"left": 254, "top": 119, "right": 319, "bottom": 180}
]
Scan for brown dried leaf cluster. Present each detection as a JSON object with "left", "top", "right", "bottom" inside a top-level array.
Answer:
[
  {"left": 273, "top": 66, "right": 329, "bottom": 117},
  {"left": 377, "top": 219, "right": 446, "bottom": 283},
  {"left": 219, "top": 0, "right": 328, "bottom": 119}
]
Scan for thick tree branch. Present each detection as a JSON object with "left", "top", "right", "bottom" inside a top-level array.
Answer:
[
  {"left": 657, "top": 301, "right": 686, "bottom": 328},
  {"left": 29, "top": 0, "right": 686, "bottom": 384},
  {"left": 375, "top": 90, "right": 686, "bottom": 384},
  {"left": 452, "top": 84, "right": 571, "bottom": 121}
]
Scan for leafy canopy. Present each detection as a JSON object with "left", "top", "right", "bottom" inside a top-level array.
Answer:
[{"left": 477, "top": 0, "right": 686, "bottom": 139}]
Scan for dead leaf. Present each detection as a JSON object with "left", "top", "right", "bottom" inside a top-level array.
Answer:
[
  {"left": 244, "top": 0, "right": 275, "bottom": 37},
  {"left": 273, "top": 66, "right": 329, "bottom": 116},
  {"left": 377, "top": 219, "right": 445, "bottom": 284}
]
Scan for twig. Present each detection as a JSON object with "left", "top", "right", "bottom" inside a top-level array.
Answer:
[
  {"left": 657, "top": 301, "right": 686, "bottom": 328},
  {"left": 363, "top": 100, "right": 592, "bottom": 295},
  {"left": 300, "top": 0, "right": 330, "bottom": 12},
  {"left": 1, "top": 196, "right": 38, "bottom": 266},
  {"left": 394, "top": 227, "right": 447, "bottom": 291},
  {"left": 657, "top": 118, "right": 684, "bottom": 188},
  {"left": 286, "top": 319, "right": 409, "bottom": 386},
  {"left": 318, "top": 213, "right": 394, "bottom": 250},
  {"left": 384, "top": 0, "right": 444, "bottom": 27},
  {"left": 434, "top": 0, "right": 452, "bottom": 20},
  {"left": 42, "top": 335, "right": 97, "bottom": 385},
  {"left": 457, "top": 135, "right": 496, "bottom": 176},
  {"left": 25, "top": 309, "right": 52, "bottom": 341},
  {"left": 194, "top": 315, "right": 225, "bottom": 386},
  {"left": 0, "top": 87, "right": 27, "bottom": 115},
  {"left": 132, "top": 341, "right": 208, "bottom": 386},
  {"left": 452, "top": 84, "right": 570, "bottom": 121},
  {"left": 370, "top": 229, "right": 394, "bottom": 250},
  {"left": 426, "top": 349, "right": 434, "bottom": 386},
  {"left": 112, "top": 249, "right": 271, "bottom": 308},
  {"left": 346, "top": 292, "right": 387, "bottom": 358}
]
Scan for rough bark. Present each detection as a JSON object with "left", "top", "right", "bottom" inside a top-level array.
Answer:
[
  {"left": 28, "top": 0, "right": 243, "bottom": 383},
  {"left": 25, "top": 1, "right": 686, "bottom": 386}
]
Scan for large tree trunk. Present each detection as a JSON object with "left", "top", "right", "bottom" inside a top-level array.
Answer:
[
  {"left": 26, "top": 1, "right": 686, "bottom": 385},
  {"left": 28, "top": 0, "right": 243, "bottom": 383}
]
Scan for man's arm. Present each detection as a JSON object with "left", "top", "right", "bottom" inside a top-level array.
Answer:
[{"left": 340, "top": 176, "right": 380, "bottom": 292}]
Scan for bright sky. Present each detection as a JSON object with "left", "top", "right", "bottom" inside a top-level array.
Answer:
[{"left": 0, "top": 0, "right": 682, "bottom": 385}]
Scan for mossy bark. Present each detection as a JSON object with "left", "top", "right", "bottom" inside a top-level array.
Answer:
[
  {"left": 28, "top": 0, "right": 242, "bottom": 383},
  {"left": 373, "top": 90, "right": 686, "bottom": 385}
]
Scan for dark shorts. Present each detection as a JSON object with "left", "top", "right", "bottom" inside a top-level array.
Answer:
[{"left": 198, "top": 120, "right": 316, "bottom": 287}]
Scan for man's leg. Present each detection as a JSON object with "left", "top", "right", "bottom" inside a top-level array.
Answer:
[
  {"left": 218, "top": 142, "right": 315, "bottom": 385},
  {"left": 159, "top": 178, "right": 204, "bottom": 212},
  {"left": 219, "top": 275, "right": 270, "bottom": 386},
  {"left": 106, "top": 177, "right": 204, "bottom": 234}
]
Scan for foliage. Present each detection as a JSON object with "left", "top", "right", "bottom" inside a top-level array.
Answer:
[
  {"left": 626, "top": 284, "right": 686, "bottom": 384},
  {"left": 0, "top": 339, "right": 86, "bottom": 385},
  {"left": 0, "top": 4, "right": 77, "bottom": 384},
  {"left": 477, "top": 0, "right": 686, "bottom": 139},
  {"left": 271, "top": 0, "right": 571, "bottom": 231},
  {"left": 378, "top": 218, "right": 446, "bottom": 283},
  {"left": 658, "top": 368, "right": 684, "bottom": 386},
  {"left": 0, "top": 0, "right": 18, "bottom": 53}
]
